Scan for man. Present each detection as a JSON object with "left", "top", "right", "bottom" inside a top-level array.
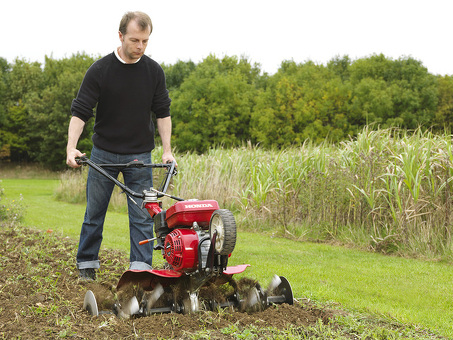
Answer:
[{"left": 66, "top": 11, "right": 175, "bottom": 280}]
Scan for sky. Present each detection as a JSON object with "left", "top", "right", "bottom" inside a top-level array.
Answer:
[{"left": 2, "top": 0, "right": 453, "bottom": 76}]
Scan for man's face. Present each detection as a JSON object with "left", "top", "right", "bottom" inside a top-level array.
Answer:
[{"left": 119, "top": 20, "right": 151, "bottom": 63}]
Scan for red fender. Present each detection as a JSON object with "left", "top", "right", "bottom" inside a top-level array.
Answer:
[
  {"left": 117, "top": 269, "right": 182, "bottom": 290},
  {"left": 223, "top": 264, "right": 250, "bottom": 275},
  {"left": 116, "top": 264, "right": 250, "bottom": 291}
]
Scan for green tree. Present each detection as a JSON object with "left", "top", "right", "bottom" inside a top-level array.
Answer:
[
  {"left": 348, "top": 54, "right": 438, "bottom": 129},
  {"left": 251, "top": 60, "right": 354, "bottom": 147},
  {"left": 434, "top": 75, "right": 453, "bottom": 130},
  {"left": 328, "top": 55, "right": 351, "bottom": 82},
  {"left": 0, "top": 57, "right": 11, "bottom": 158},
  {"left": 161, "top": 60, "right": 196, "bottom": 91},
  {"left": 2, "top": 59, "right": 44, "bottom": 161},
  {"left": 26, "top": 54, "right": 96, "bottom": 169},
  {"left": 170, "top": 55, "right": 260, "bottom": 153}
]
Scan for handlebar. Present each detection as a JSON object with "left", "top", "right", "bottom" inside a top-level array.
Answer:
[{"left": 76, "top": 156, "right": 182, "bottom": 201}]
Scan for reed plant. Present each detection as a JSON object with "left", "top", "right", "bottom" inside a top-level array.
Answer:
[
  {"left": 56, "top": 127, "right": 453, "bottom": 260},
  {"left": 55, "top": 166, "right": 128, "bottom": 213}
]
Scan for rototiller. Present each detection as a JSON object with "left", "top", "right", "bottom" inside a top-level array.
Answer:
[{"left": 77, "top": 157, "right": 293, "bottom": 317}]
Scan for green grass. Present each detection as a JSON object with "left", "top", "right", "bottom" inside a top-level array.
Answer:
[
  {"left": 2, "top": 178, "right": 453, "bottom": 337},
  {"left": 231, "top": 235, "right": 453, "bottom": 336},
  {"left": 1, "top": 179, "right": 131, "bottom": 252}
]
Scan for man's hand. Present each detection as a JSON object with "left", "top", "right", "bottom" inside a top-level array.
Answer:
[
  {"left": 162, "top": 151, "right": 177, "bottom": 166},
  {"left": 66, "top": 148, "right": 86, "bottom": 168}
]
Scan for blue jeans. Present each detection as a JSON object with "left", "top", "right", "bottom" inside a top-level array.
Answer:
[{"left": 77, "top": 146, "right": 154, "bottom": 271}]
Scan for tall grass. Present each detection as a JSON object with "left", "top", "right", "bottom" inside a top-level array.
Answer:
[
  {"left": 56, "top": 127, "right": 453, "bottom": 260},
  {"left": 56, "top": 167, "right": 128, "bottom": 213}
]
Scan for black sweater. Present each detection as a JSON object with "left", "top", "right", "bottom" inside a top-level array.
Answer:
[{"left": 71, "top": 53, "right": 171, "bottom": 154}]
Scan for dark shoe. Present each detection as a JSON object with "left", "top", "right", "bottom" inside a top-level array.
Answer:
[{"left": 79, "top": 268, "right": 96, "bottom": 281}]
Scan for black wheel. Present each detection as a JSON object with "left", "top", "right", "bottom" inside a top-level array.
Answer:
[{"left": 209, "top": 209, "right": 237, "bottom": 255}]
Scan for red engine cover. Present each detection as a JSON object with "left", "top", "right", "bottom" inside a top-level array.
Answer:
[
  {"left": 166, "top": 200, "right": 219, "bottom": 229},
  {"left": 163, "top": 228, "right": 199, "bottom": 272}
]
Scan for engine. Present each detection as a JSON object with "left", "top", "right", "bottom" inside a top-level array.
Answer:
[
  {"left": 153, "top": 200, "right": 219, "bottom": 272},
  {"left": 163, "top": 227, "right": 210, "bottom": 272}
]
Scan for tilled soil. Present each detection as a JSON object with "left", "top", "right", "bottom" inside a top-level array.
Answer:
[{"left": 0, "top": 225, "right": 342, "bottom": 339}]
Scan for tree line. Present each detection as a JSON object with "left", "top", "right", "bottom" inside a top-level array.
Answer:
[{"left": 0, "top": 53, "right": 452, "bottom": 169}]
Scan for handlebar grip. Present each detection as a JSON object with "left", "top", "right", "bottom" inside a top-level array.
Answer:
[
  {"left": 139, "top": 237, "right": 157, "bottom": 245},
  {"left": 76, "top": 156, "right": 88, "bottom": 165}
]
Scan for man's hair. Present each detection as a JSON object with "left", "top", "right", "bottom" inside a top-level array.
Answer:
[{"left": 119, "top": 11, "right": 153, "bottom": 35}]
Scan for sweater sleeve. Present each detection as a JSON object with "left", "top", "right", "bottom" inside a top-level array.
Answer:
[
  {"left": 151, "top": 66, "right": 171, "bottom": 119},
  {"left": 71, "top": 62, "right": 101, "bottom": 122}
]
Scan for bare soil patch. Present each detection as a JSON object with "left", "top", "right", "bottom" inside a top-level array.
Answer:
[{"left": 0, "top": 225, "right": 342, "bottom": 339}]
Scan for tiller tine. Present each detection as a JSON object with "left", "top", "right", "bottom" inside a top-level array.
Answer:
[
  {"left": 83, "top": 290, "right": 141, "bottom": 319},
  {"left": 83, "top": 290, "right": 99, "bottom": 316},
  {"left": 115, "top": 296, "right": 140, "bottom": 319},
  {"left": 243, "top": 275, "right": 294, "bottom": 312}
]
